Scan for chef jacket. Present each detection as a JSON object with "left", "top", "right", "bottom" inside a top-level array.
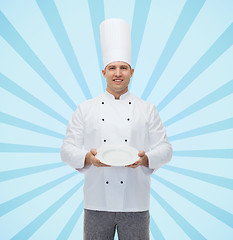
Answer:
[{"left": 60, "top": 91, "right": 172, "bottom": 212}]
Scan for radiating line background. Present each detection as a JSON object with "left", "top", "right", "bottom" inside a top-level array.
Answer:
[{"left": 0, "top": 0, "right": 233, "bottom": 239}]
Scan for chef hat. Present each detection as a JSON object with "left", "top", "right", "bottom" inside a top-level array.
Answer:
[{"left": 100, "top": 18, "right": 131, "bottom": 68}]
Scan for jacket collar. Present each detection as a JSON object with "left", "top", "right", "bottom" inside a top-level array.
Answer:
[{"left": 104, "top": 90, "right": 130, "bottom": 100}]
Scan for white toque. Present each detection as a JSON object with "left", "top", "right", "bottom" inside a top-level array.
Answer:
[{"left": 100, "top": 19, "right": 131, "bottom": 68}]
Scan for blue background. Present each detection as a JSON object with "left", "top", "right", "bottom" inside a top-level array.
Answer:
[{"left": 0, "top": 0, "right": 233, "bottom": 239}]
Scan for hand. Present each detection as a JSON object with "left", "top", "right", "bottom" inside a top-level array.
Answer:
[
  {"left": 85, "top": 148, "right": 110, "bottom": 167},
  {"left": 126, "top": 150, "right": 149, "bottom": 168}
]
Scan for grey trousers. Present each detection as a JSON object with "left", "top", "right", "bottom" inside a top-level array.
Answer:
[{"left": 84, "top": 209, "right": 150, "bottom": 240}]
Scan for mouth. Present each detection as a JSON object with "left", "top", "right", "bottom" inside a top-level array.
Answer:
[{"left": 113, "top": 79, "right": 123, "bottom": 82}]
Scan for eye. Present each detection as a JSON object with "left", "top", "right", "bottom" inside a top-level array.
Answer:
[{"left": 121, "top": 66, "right": 128, "bottom": 70}]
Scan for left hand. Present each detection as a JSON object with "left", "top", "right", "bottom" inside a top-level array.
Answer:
[{"left": 126, "top": 150, "right": 149, "bottom": 168}]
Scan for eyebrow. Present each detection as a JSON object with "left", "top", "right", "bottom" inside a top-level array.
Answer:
[{"left": 107, "top": 65, "right": 129, "bottom": 68}]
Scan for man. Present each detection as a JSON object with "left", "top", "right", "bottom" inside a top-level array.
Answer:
[{"left": 60, "top": 19, "right": 172, "bottom": 240}]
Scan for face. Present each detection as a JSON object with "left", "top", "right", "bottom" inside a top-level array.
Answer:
[{"left": 102, "top": 61, "right": 134, "bottom": 98}]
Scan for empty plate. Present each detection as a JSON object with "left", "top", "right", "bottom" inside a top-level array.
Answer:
[{"left": 96, "top": 144, "right": 139, "bottom": 166}]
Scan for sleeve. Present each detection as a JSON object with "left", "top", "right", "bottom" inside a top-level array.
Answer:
[
  {"left": 145, "top": 105, "right": 173, "bottom": 171},
  {"left": 60, "top": 105, "right": 89, "bottom": 170}
]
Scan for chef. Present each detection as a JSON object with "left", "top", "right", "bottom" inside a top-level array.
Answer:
[{"left": 60, "top": 18, "right": 172, "bottom": 240}]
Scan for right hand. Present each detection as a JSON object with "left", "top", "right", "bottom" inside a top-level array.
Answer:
[{"left": 85, "top": 148, "right": 110, "bottom": 167}]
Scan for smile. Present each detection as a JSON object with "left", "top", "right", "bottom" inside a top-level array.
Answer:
[{"left": 113, "top": 79, "right": 123, "bottom": 82}]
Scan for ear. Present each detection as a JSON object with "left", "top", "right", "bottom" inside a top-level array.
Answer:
[
  {"left": 102, "top": 69, "right": 106, "bottom": 78},
  {"left": 130, "top": 68, "right": 134, "bottom": 77}
]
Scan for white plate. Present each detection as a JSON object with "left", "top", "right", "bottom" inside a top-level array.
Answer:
[{"left": 96, "top": 144, "right": 139, "bottom": 166}]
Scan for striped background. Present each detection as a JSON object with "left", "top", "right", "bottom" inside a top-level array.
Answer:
[{"left": 0, "top": 0, "right": 233, "bottom": 239}]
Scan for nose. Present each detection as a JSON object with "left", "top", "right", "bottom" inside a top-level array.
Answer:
[{"left": 115, "top": 68, "right": 122, "bottom": 77}]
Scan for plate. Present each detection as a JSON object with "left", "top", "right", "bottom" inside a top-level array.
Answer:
[{"left": 96, "top": 144, "right": 139, "bottom": 166}]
